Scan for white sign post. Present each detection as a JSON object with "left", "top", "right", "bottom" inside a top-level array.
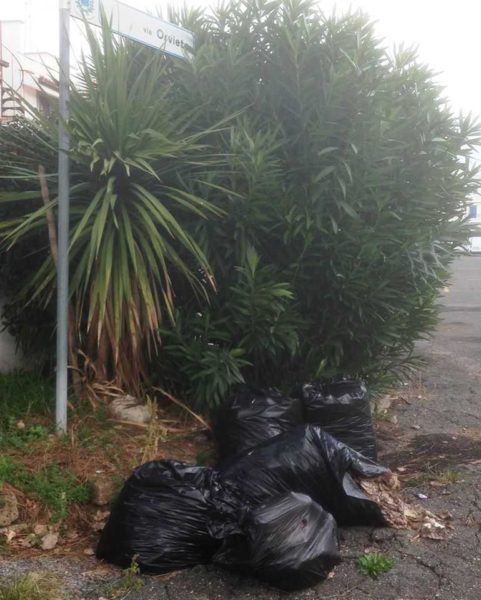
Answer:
[{"left": 55, "top": 0, "right": 193, "bottom": 433}]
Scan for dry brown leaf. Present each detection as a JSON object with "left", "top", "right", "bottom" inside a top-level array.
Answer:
[
  {"left": 5, "top": 529, "right": 16, "bottom": 543},
  {"left": 359, "top": 473, "right": 451, "bottom": 540}
]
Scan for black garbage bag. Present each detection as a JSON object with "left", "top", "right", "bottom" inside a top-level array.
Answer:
[
  {"left": 301, "top": 378, "right": 377, "bottom": 460},
  {"left": 221, "top": 424, "right": 388, "bottom": 526},
  {"left": 213, "top": 386, "right": 303, "bottom": 462},
  {"left": 96, "top": 460, "right": 245, "bottom": 573},
  {"left": 212, "top": 491, "right": 341, "bottom": 591}
]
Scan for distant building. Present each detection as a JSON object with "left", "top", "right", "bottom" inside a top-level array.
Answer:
[
  {"left": 0, "top": 19, "right": 58, "bottom": 121},
  {"left": 0, "top": 20, "right": 57, "bottom": 370},
  {"left": 467, "top": 198, "right": 481, "bottom": 253}
]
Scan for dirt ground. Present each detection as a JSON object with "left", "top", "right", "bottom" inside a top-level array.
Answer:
[{"left": 2, "top": 255, "right": 481, "bottom": 599}]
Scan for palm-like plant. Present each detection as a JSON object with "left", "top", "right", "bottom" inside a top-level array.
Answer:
[{"left": 0, "top": 24, "right": 220, "bottom": 391}]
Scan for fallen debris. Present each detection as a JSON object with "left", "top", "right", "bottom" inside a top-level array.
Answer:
[{"left": 359, "top": 474, "right": 452, "bottom": 540}]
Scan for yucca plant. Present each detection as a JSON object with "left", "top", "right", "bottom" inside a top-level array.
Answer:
[{"left": 0, "top": 23, "right": 221, "bottom": 392}]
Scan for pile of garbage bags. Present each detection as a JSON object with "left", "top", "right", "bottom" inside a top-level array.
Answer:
[
  {"left": 97, "top": 379, "right": 388, "bottom": 591},
  {"left": 214, "top": 378, "right": 377, "bottom": 462}
]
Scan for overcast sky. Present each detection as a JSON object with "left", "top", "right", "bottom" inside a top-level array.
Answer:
[{"left": 2, "top": 0, "right": 481, "bottom": 118}]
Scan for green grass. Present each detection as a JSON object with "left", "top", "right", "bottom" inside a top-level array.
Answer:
[
  {"left": 358, "top": 553, "right": 395, "bottom": 578},
  {"left": 0, "top": 456, "right": 91, "bottom": 522},
  {"left": 0, "top": 457, "right": 17, "bottom": 486},
  {"left": 0, "top": 418, "right": 50, "bottom": 450},
  {"left": 0, "top": 371, "right": 53, "bottom": 423},
  {"left": 404, "top": 468, "right": 464, "bottom": 488},
  {"left": 24, "top": 465, "right": 92, "bottom": 522},
  {"left": 0, "top": 572, "right": 62, "bottom": 600},
  {"left": 0, "top": 371, "right": 53, "bottom": 449}
]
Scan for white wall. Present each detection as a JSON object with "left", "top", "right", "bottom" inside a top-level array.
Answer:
[{"left": 1, "top": 20, "right": 58, "bottom": 120}]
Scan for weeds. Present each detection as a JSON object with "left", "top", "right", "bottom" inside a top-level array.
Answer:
[
  {"left": 0, "top": 458, "right": 91, "bottom": 522},
  {"left": 141, "top": 397, "right": 167, "bottom": 463},
  {"left": 23, "top": 465, "right": 92, "bottom": 522},
  {"left": 0, "top": 372, "right": 53, "bottom": 450},
  {"left": 404, "top": 467, "right": 464, "bottom": 488},
  {"left": 0, "top": 417, "right": 50, "bottom": 449},
  {"left": 0, "top": 457, "right": 17, "bottom": 486},
  {"left": 0, "top": 372, "right": 53, "bottom": 425},
  {"left": 358, "top": 553, "right": 395, "bottom": 578},
  {"left": 107, "top": 557, "right": 144, "bottom": 599},
  {"left": 0, "top": 572, "right": 62, "bottom": 600}
]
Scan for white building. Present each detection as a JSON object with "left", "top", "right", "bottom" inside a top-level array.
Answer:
[
  {"left": 467, "top": 198, "right": 481, "bottom": 253},
  {"left": 0, "top": 19, "right": 58, "bottom": 121},
  {"left": 0, "top": 20, "right": 58, "bottom": 371}
]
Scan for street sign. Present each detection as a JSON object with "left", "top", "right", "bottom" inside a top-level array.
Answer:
[{"left": 70, "top": 0, "right": 194, "bottom": 59}]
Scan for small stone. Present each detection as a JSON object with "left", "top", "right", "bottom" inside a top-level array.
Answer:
[
  {"left": 377, "top": 395, "right": 394, "bottom": 412},
  {"left": 41, "top": 532, "right": 59, "bottom": 550},
  {"left": 94, "top": 510, "right": 110, "bottom": 521},
  {"left": 18, "top": 536, "right": 33, "bottom": 548},
  {"left": 416, "top": 493, "right": 428, "bottom": 500},
  {"left": 33, "top": 524, "right": 48, "bottom": 536},
  {"left": 91, "top": 476, "right": 116, "bottom": 506},
  {"left": 83, "top": 547, "right": 95, "bottom": 556},
  {"left": 371, "top": 528, "right": 396, "bottom": 543},
  {"left": 65, "top": 530, "right": 80, "bottom": 540},
  {"left": 387, "top": 415, "right": 398, "bottom": 425},
  {"left": 16, "top": 420, "right": 25, "bottom": 430},
  {"left": 411, "top": 425, "right": 421, "bottom": 430},
  {"left": 5, "top": 529, "right": 16, "bottom": 543},
  {"left": 109, "top": 395, "right": 151, "bottom": 424},
  {"left": 0, "top": 493, "right": 19, "bottom": 527}
]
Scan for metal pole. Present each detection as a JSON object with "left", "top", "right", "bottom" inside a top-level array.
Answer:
[{"left": 56, "top": 1, "right": 70, "bottom": 434}]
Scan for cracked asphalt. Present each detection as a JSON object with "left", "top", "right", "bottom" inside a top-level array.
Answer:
[{"left": 2, "top": 255, "right": 481, "bottom": 599}]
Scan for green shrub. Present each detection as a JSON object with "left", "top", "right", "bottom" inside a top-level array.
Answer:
[
  {"left": 155, "top": 0, "right": 480, "bottom": 405},
  {"left": 158, "top": 247, "right": 300, "bottom": 406}
]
